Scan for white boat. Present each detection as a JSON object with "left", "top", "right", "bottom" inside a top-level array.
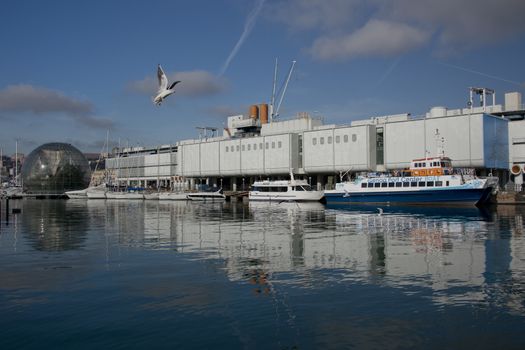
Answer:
[
  {"left": 144, "top": 192, "right": 160, "bottom": 200},
  {"left": 249, "top": 173, "right": 324, "bottom": 202},
  {"left": 324, "top": 155, "right": 498, "bottom": 206},
  {"left": 186, "top": 189, "right": 225, "bottom": 201},
  {"left": 86, "top": 183, "right": 108, "bottom": 199},
  {"left": 158, "top": 191, "right": 188, "bottom": 200},
  {"left": 1, "top": 185, "right": 23, "bottom": 199},
  {"left": 65, "top": 188, "right": 88, "bottom": 199},
  {"left": 106, "top": 189, "right": 144, "bottom": 200}
]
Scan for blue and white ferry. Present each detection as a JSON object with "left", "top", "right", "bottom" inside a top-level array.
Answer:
[{"left": 324, "top": 156, "right": 498, "bottom": 206}]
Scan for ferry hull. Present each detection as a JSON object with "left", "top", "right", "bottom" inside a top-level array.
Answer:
[{"left": 324, "top": 187, "right": 492, "bottom": 206}]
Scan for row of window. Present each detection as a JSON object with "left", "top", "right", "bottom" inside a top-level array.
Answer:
[
  {"left": 225, "top": 141, "right": 283, "bottom": 153},
  {"left": 362, "top": 180, "right": 449, "bottom": 188},
  {"left": 312, "top": 134, "right": 357, "bottom": 146},
  {"left": 413, "top": 161, "right": 450, "bottom": 168},
  {"left": 252, "top": 185, "right": 312, "bottom": 192}
]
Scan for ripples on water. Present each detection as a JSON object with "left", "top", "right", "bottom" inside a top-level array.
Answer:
[{"left": 0, "top": 199, "right": 524, "bottom": 349}]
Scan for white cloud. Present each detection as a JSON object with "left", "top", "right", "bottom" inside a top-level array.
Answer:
[
  {"left": 309, "top": 20, "right": 429, "bottom": 60},
  {"left": 268, "top": 0, "right": 525, "bottom": 60},
  {"left": 0, "top": 84, "right": 114, "bottom": 129},
  {"left": 128, "top": 70, "right": 227, "bottom": 97}
]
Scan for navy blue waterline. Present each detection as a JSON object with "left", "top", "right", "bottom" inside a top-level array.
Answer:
[{"left": 325, "top": 187, "right": 492, "bottom": 205}]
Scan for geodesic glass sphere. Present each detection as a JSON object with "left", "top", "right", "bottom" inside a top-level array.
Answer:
[{"left": 21, "top": 143, "right": 91, "bottom": 194}]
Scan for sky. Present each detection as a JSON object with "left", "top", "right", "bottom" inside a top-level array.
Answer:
[{"left": 1, "top": 0, "right": 524, "bottom": 155}]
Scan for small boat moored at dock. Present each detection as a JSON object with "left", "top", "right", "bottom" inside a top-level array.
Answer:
[
  {"left": 249, "top": 173, "right": 324, "bottom": 202},
  {"left": 186, "top": 189, "right": 225, "bottom": 201}
]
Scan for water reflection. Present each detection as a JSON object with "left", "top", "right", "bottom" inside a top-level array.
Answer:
[
  {"left": 19, "top": 199, "right": 89, "bottom": 251},
  {"left": 87, "top": 200, "right": 523, "bottom": 315},
  {"left": 1, "top": 199, "right": 525, "bottom": 337}
]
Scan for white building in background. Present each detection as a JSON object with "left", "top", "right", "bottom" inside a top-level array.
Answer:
[{"left": 106, "top": 89, "right": 525, "bottom": 191}]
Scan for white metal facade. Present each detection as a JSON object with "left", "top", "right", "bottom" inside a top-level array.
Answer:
[{"left": 106, "top": 110, "right": 515, "bottom": 183}]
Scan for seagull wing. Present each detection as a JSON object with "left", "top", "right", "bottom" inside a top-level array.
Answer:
[
  {"left": 157, "top": 65, "right": 168, "bottom": 92},
  {"left": 168, "top": 80, "right": 181, "bottom": 90}
]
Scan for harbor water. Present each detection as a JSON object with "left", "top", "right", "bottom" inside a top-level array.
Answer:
[{"left": 1, "top": 199, "right": 524, "bottom": 349}]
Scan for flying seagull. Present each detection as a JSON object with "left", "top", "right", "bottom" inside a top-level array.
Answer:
[{"left": 153, "top": 65, "right": 181, "bottom": 106}]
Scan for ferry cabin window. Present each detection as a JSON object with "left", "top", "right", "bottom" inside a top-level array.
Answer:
[
  {"left": 446, "top": 181, "right": 449, "bottom": 186},
  {"left": 410, "top": 182, "right": 417, "bottom": 187},
  {"left": 435, "top": 181, "right": 443, "bottom": 186},
  {"left": 336, "top": 135, "right": 340, "bottom": 143},
  {"left": 361, "top": 183, "right": 367, "bottom": 188},
  {"left": 418, "top": 181, "right": 426, "bottom": 187},
  {"left": 396, "top": 182, "right": 402, "bottom": 187},
  {"left": 293, "top": 186, "right": 305, "bottom": 191},
  {"left": 344, "top": 135, "right": 349, "bottom": 143},
  {"left": 381, "top": 183, "right": 387, "bottom": 187},
  {"left": 320, "top": 137, "right": 324, "bottom": 145},
  {"left": 426, "top": 181, "right": 434, "bottom": 187},
  {"left": 302, "top": 185, "right": 312, "bottom": 191},
  {"left": 313, "top": 138, "right": 317, "bottom": 145},
  {"left": 374, "top": 183, "right": 381, "bottom": 188},
  {"left": 328, "top": 136, "right": 333, "bottom": 144},
  {"left": 388, "top": 182, "right": 395, "bottom": 187}
]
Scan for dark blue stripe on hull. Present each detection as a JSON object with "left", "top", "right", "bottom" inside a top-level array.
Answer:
[{"left": 325, "top": 188, "right": 492, "bottom": 206}]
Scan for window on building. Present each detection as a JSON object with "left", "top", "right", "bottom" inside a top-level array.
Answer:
[
  {"left": 278, "top": 141, "right": 282, "bottom": 148},
  {"left": 226, "top": 146, "right": 229, "bottom": 152},
  {"left": 236, "top": 145, "right": 240, "bottom": 151},
  {"left": 376, "top": 127, "right": 384, "bottom": 165},
  {"left": 352, "top": 134, "right": 357, "bottom": 142},
  {"left": 313, "top": 138, "right": 317, "bottom": 145},
  {"left": 272, "top": 142, "right": 275, "bottom": 149},
  {"left": 328, "top": 136, "right": 332, "bottom": 144},
  {"left": 253, "top": 144, "right": 257, "bottom": 150},
  {"left": 320, "top": 137, "right": 324, "bottom": 145},
  {"left": 266, "top": 142, "right": 269, "bottom": 149},
  {"left": 242, "top": 145, "right": 245, "bottom": 151},
  {"left": 336, "top": 135, "right": 340, "bottom": 143},
  {"left": 344, "top": 135, "right": 349, "bottom": 143},
  {"left": 259, "top": 143, "right": 263, "bottom": 149},
  {"left": 247, "top": 144, "right": 251, "bottom": 151}
]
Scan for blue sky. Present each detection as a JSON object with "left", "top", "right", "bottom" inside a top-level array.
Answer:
[{"left": 1, "top": 0, "right": 524, "bottom": 155}]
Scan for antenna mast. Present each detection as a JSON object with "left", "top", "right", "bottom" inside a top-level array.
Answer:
[
  {"left": 271, "top": 59, "right": 296, "bottom": 122},
  {"left": 270, "top": 58, "right": 278, "bottom": 122}
]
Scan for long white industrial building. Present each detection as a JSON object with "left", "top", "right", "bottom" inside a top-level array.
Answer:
[{"left": 106, "top": 89, "right": 525, "bottom": 191}]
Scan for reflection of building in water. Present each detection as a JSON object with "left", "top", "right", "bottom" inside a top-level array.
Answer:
[
  {"left": 21, "top": 200, "right": 89, "bottom": 251},
  {"left": 86, "top": 200, "right": 525, "bottom": 314}
]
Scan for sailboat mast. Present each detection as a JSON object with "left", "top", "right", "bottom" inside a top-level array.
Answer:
[{"left": 15, "top": 139, "right": 18, "bottom": 186}]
